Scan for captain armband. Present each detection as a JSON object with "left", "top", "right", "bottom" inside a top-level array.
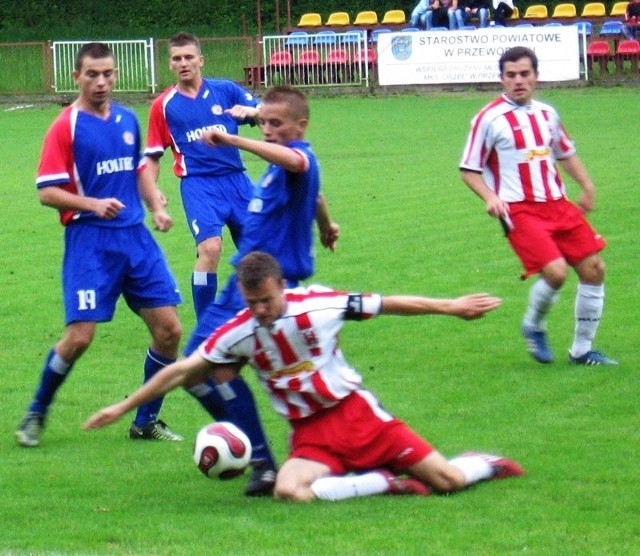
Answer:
[{"left": 345, "top": 294, "right": 365, "bottom": 321}]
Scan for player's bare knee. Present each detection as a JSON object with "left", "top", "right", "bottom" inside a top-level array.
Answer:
[{"left": 575, "top": 255, "right": 606, "bottom": 285}]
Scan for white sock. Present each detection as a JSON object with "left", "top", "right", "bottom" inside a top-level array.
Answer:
[
  {"left": 571, "top": 283, "right": 604, "bottom": 357},
  {"left": 311, "top": 472, "right": 389, "bottom": 501},
  {"left": 523, "top": 278, "right": 559, "bottom": 330},
  {"left": 449, "top": 455, "right": 494, "bottom": 485}
]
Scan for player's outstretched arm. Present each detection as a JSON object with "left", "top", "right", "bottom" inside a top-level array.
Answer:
[
  {"left": 199, "top": 129, "right": 306, "bottom": 173},
  {"left": 83, "top": 352, "right": 213, "bottom": 430},
  {"left": 380, "top": 293, "right": 501, "bottom": 320}
]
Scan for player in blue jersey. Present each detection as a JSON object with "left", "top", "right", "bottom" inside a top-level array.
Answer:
[
  {"left": 144, "top": 32, "right": 260, "bottom": 320},
  {"left": 181, "top": 85, "right": 340, "bottom": 496},
  {"left": 16, "top": 42, "right": 184, "bottom": 447}
]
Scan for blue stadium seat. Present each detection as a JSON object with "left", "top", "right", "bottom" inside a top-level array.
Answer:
[{"left": 599, "top": 20, "right": 624, "bottom": 37}]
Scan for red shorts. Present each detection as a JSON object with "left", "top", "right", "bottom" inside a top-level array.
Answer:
[
  {"left": 288, "top": 390, "right": 434, "bottom": 474},
  {"left": 507, "top": 199, "right": 606, "bottom": 279}
]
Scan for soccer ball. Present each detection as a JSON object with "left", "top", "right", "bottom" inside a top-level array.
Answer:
[{"left": 193, "top": 422, "right": 252, "bottom": 480}]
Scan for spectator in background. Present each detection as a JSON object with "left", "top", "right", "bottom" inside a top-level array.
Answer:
[
  {"left": 410, "top": 0, "right": 431, "bottom": 29},
  {"left": 622, "top": 0, "right": 640, "bottom": 39},
  {"left": 492, "top": 0, "right": 514, "bottom": 26},
  {"left": 456, "top": 0, "right": 491, "bottom": 28},
  {"left": 427, "top": 0, "right": 458, "bottom": 29}
]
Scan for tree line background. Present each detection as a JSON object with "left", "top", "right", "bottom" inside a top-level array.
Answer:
[
  {"left": 0, "top": 0, "right": 416, "bottom": 41},
  {"left": 0, "top": 0, "right": 591, "bottom": 42}
]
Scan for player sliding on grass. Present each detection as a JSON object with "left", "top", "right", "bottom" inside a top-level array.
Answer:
[{"left": 85, "top": 251, "right": 524, "bottom": 502}]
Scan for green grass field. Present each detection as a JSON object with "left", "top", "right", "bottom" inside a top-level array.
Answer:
[{"left": 1, "top": 88, "right": 639, "bottom": 555}]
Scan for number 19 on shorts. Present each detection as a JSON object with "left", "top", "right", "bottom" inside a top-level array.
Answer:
[{"left": 77, "top": 290, "right": 97, "bottom": 310}]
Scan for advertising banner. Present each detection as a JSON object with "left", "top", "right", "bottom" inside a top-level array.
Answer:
[{"left": 377, "top": 26, "right": 580, "bottom": 85}]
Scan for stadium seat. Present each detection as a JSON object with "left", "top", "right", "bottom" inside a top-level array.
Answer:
[
  {"left": 523, "top": 5, "right": 549, "bottom": 18},
  {"left": 353, "top": 47, "right": 377, "bottom": 65},
  {"left": 552, "top": 3, "right": 577, "bottom": 18},
  {"left": 341, "top": 30, "right": 366, "bottom": 44},
  {"left": 381, "top": 9, "right": 407, "bottom": 24},
  {"left": 586, "top": 40, "right": 611, "bottom": 72},
  {"left": 297, "top": 49, "right": 322, "bottom": 84},
  {"left": 599, "top": 20, "right": 624, "bottom": 37},
  {"left": 544, "top": 22, "right": 564, "bottom": 26},
  {"left": 581, "top": 2, "right": 606, "bottom": 17},
  {"left": 325, "top": 48, "right": 349, "bottom": 82},
  {"left": 429, "top": 26, "right": 450, "bottom": 31},
  {"left": 354, "top": 10, "right": 379, "bottom": 25},
  {"left": 285, "top": 31, "right": 310, "bottom": 47},
  {"left": 267, "top": 51, "right": 293, "bottom": 85},
  {"left": 326, "top": 11, "right": 351, "bottom": 26},
  {"left": 297, "top": 13, "right": 322, "bottom": 27},
  {"left": 615, "top": 38, "right": 640, "bottom": 72},
  {"left": 313, "top": 30, "right": 338, "bottom": 46},
  {"left": 610, "top": 1, "right": 629, "bottom": 16},
  {"left": 511, "top": 7, "right": 520, "bottom": 18},
  {"left": 573, "top": 21, "right": 593, "bottom": 36},
  {"left": 371, "top": 28, "right": 392, "bottom": 43}
]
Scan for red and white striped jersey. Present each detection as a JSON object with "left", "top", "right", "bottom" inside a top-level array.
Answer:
[
  {"left": 199, "top": 285, "right": 382, "bottom": 420},
  {"left": 460, "top": 94, "right": 576, "bottom": 203}
]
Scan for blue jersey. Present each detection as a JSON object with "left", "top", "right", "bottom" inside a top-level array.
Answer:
[
  {"left": 184, "top": 140, "right": 321, "bottom": 355},
  {"left": 145, "top": 78, "right": 259, "bottom": 177},
  {"left": 36, "top": 104, "right": 145, "bottom": 227},
  {"left": 232, "top": 140, "right": 320, "bottom": 281}
]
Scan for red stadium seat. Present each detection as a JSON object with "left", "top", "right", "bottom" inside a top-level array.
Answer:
[
  {"left": 267, "top": 50, "right": 293, "bottom": 85},
  {"left": 297, "top": 49, "right": 322, "bottom": 84},
  {"left": 586, "top": 40, "right": 611, "bottom": 73},
  {"left": 325, "top": 48, "right": 349, "bottom": 83},
  {"left": 615, "top": 39, "right": 640, "bottom": 72}
]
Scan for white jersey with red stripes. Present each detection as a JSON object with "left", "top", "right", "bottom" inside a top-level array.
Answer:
[
  {"left": 460, "top": 94, "right": 576, "bottom": 203},
  {"left": 198, "top": 285, "right": 383, "bottom": 420}
]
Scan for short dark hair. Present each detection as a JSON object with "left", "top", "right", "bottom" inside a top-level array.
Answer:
[
  {"left": 262, "top": 85, "right": 310, "bottom": 121},
  {"left": 499, "top": 46, "right": 538, "bottom": 74},
  {"left": 75, "top": 42, "right": 113, "bottom": 72},
  {"left": 169, "top": 32, "right": 201, "bottom": 53},
  {"left": 237, "top": 252, "right": 283, "bottom": 291}
]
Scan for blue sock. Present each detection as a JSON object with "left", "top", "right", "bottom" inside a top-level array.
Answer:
[
  {"left": 217, "top": 377, "right": 276, "bottom": 467},
  {"left": 29, "top": 349, "right": 72, "bottom": 414},
  {"left": 184, "top": 379, "right": 227, "bottom": 421},
  {"left": 192, "top": 271, "right": 217, "bottom": 320},
  {"left": 133, "top": 349, "right": 176, "bottom": 426}
]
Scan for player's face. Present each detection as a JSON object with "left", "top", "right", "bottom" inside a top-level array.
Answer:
[
  {"left": 169, "top": 44, "right": 204, "bottom": 84},
  {"left": 500, "top": 58, "right": 538, "bottom": 105},
  {"left": 73, "top": 56, "right": 117, "bottom": 112},
  {"left": 258, "top": 102, "right": 307, "bottom": 145},
  {"left": 240, "top": 276, "right": 287, "bottom": 328}
]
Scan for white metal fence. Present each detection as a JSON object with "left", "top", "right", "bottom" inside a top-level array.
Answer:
[
  {"left": 52, "top": 39, "right": 155, "bottom": 93},
  {"left": 262, "top": 31, "right": 372, "bottom": 88}
]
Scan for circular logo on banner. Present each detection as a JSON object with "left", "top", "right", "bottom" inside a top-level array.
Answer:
[{"left": 392, "top": 36, "right": 412, "bottom": 61}]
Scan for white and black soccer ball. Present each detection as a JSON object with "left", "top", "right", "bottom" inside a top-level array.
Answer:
[{"left": 193, "top": 422, "right": 252, "bottom": 480}]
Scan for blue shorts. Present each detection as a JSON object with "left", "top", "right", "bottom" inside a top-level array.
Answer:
[
  {"left": 184, "top": 274, "right": 299, "bottom": 356},
  {"left": 179, "top": 172, "right": 252, "bottom": 246},
  {"left": 62, "top": 224, "right": 182, "bottom": 325}
]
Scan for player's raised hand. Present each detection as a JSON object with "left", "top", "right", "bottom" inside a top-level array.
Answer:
[{"left": 225, "top": 105, "right": 259, "bottom": 120}]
